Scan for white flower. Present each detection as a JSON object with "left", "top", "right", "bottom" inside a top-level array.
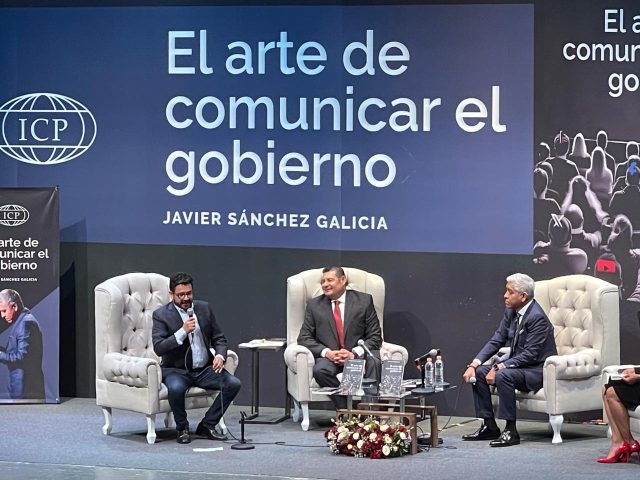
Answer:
[
  {"left": 393, "top": 445, "right": 399, "bottom": 452},
  {"left": 347, "top": 444, "right": 353, "bottom": 450},
  {"left": 399, "top": 432, "right": 407, "bottom": 440},
  {"left": 352, "top": 432, "right": 360, "bottom": 440},
  {"left": 357, "top": 439, "right": 364, "bottom": 449},
  {"left": 384, "top": 434, "right": 392, "bottom": 444},
  {"left": 369, "top": 432, "right": 377, "bottom": 441},
  {"left": 380, "top": 424, "right": 389, "bottom": 432},
  {"left": 338, "top": 432, "right": 348, "bottom": 441},
  {"left": 382, "top": 445, "right": 391, "bottom": 456}
]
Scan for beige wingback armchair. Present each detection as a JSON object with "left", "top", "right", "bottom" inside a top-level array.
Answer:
[
  {"left": 284, "top": 267, "right": 409, "bottom": 431},
  {"left": 95, "top": 272, "right": 238, "bottom": 444},
  {"left": 602, "top": 365, "right": 640, "bottom": 436},
  {"left": 491, "top": 274, "right": 620, "bottom": 443}
]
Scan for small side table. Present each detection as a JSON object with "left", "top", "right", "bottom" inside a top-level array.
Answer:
[{"left": 238, "top": 340, "right": 291, "bottom": 424}]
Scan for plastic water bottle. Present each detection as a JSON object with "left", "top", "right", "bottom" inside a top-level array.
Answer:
[
  {"left": 424, "top": 357, "right": 434, "bottom": 388},
  {"left": 434, "top": 355, "right": 444, "bottom": 391}
]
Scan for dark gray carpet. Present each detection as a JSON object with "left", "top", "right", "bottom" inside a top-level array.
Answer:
[{"left": 0, "top": 398, "right": 638, "bottom": 480}]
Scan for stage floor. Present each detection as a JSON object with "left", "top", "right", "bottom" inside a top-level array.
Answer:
[{"left": 0, "top": 398, "right": 637, "bottom": 480}]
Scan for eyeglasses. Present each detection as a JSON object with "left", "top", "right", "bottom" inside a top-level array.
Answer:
[{"left": 174, "top": 291, "right": 193, "bottom": 299}]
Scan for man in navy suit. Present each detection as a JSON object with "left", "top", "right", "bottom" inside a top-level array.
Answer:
[
  {"left": 298, "top": 266, "right": 382, "bottom": 409},
  {"left": 462, "top": 273, "right": 557, "bottom": 447},
  {"left": 152, "top": 272, "right": 241, "bottom": 444},
  {"left": 0, "top": 289, "right": 44, "bottom": 400}
]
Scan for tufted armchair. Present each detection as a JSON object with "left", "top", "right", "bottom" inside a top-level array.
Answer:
[
  {"left": 602, "top": 365, "right": 640, "bottom": 436},
  {"left": 491, "top": 274, "right": 620, "bottom": 443},
  {"left": 95, "top": 272, "right": 238, "bottom": 444},
  {"left": 284, "top": 267, "right": 409, "bottom": 431}
]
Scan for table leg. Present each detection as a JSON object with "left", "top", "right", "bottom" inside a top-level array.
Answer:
[{"left": 245, "top": 349, "right": 260, "bottom": 420}]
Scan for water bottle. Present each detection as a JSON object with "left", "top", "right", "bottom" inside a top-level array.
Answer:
[
  {"left": 424, "top": 357, "right": 434, "bottom": 388},
  {"left": 434, "top": 355, "right": 444, "bottom": 391}
]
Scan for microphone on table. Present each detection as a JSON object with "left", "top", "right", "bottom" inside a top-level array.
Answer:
[
  {"left": 357, "top": 339, "right": 374, "bottom": 358},
  {"left": 414, "top": 348, "right": 440, "bottom": 367},
  {"left": 356, "top": 339, "right": 380, "bottom": 390},
  {"left": 412, "top": 348, "right": 440, "bottom": 394}
]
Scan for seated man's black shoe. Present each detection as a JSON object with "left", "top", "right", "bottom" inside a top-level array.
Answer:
[
  {"left": 490, "top": 429, "right": 520, "bottom": 447},
  {"left": 462, "top": 424, "right": 501, "bottom": 441},
  {"left": 177, "top": 428, "right": 191, "bottom": 444},
  {"left": 195, "top": 423, "right": 228, "bottom": 441}
]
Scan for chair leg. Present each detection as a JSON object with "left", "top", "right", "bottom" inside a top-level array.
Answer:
[
  {"left": 164, "top": 412, "right": 174, "bottom": 428},
  {"left": 301, "top": 403, "right": 310, "bottom": 431},
  {"left": 146, "top": 414, "right": 157, "bottom": 444},
  {"left": 217, "top": 417, "right": 228, "bottom": 435},
  {"left": 549, "top": 414, "right": 563, "bottom": 444},
  {"left": 101, "top": 407, "right": 112, "bottom": 435},
  {"left": 292, "top": 399, "right": 301, "bottom": 422}
]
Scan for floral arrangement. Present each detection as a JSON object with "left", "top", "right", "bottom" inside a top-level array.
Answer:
[{"left": 325, "top": 416, "right": 412, "bottom": 459}]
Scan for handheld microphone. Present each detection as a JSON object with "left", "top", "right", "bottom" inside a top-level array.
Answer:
[
  {"left": 469, "top": 376, "right": 477, "bottom": 385},
  {"left": 357, "top": 339, "right": 374, "bottom": 358},
  {"left": 414, "top": 348, "right": 440, "bottom": 366},
  {"left": 186, "top": 307, "right": 195, "bottom": 342}
]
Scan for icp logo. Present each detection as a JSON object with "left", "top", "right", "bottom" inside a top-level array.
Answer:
[
  {"left": 0, "top": 204, "right": 30, "bottom": 227},
  {"left": 0, "top": 93, "right": 97, "bottom": 165}
]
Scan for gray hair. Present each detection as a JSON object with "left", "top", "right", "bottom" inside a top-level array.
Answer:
[
  {"left": 506, "top": 273, "right": 535, "bottom": 299},
  {"left": 0, "top": 289, "right": 24, "bottom": 309}
]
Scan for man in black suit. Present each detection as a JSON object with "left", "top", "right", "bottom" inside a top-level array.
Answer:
[
  {"left": 297, "top": 266, "right": 382, "bottom": 408},
  {"left": 462, "top": 273, "right": 557, "bottom": 447},
  {"left": 152, "top": 272, "right": 241, "bottom": 444}
]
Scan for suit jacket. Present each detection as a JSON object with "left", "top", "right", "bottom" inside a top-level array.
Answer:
[
  {"left": 476, "top": 299, "right": 557, "bottom": 370},
  {"left": 297, "top": 289, "right": 382, "bottom": 358},
  {"left": 0, "top": 309, "right": 45, "bottom": 399},
  {"left": 152, "top": 300, "right": 228, "bottom": 372}
]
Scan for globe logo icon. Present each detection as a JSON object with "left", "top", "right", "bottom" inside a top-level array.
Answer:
[
  {"left": 0, "top": 93, "right": 97, "bottom": 165},
  {"left": 0, "top": 204, "right": 30, "bottom": 227}
]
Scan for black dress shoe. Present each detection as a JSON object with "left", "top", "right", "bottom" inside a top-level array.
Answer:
[
  {"left": 490, "top": 429, "right": 520, "bottom": 447},
  {"left": 177, "top": 428, "right": 191, "bottom": 444},
  {"left": 462, "top": 424, "right": 501, "bottom": 441},
  {"left": 195, "top": 423, "right": 228, "bottom": 441}
]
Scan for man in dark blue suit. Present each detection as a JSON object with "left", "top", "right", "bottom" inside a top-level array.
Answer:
[
  {"left": 462, "top": 273, "right": 557, "bottom": 447},
  {"left": 0, "top": 289, "right": 44, "bottom": 400},
  {"left": 298, "top": 266, "right": 382, "bottom": 409},
  {"left": 152, "top": 272, "right": 241, "bottom": 444}
]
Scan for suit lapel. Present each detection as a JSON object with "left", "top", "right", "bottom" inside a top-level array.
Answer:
[
  {"left": 343, "top": 290, "right": 353, "bottom": 337},
  {"left": 323, "top": 296, "right": 339, "bottom": 343},
  {"left": 166, "top": 303, "right": 184, "bottom": 331}
]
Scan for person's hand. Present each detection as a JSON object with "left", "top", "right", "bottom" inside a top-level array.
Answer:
[
  {"left": 338, "top": 348, "right": 355, "bottom": 363},
  {"left": 326, "top": 350, "right": 342, "bottom": 364},
  {"left": 182, "top": 316, "right": 196, "bottom": 334},
  {"left": 463, "top": 366, "right": 476, "bottom": 383},
  {"left": 212, "top": 355, "right": 224, "bottom": 373},
  {"left": 486, "top": 367, "right": 496, "bottom": 385},
  {"left": 621, "top": 368, "right": 639, "bottom": 384}
]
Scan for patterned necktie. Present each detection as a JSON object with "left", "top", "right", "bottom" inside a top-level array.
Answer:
[{"left": 333, "top": 300, "right": 345, "bottom": 349}]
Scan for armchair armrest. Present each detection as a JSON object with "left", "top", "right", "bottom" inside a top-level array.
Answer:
[
  {"left": 284, "top": 343, "right": 314, "bottom": 374},
  {"left": 225, "top": 349, "right": 239, "bottom": 374},
  {"left": 544, "top": 349, "right": 602, "bottom": 380},
  {"left": 381, "top": 341, "right": 408, "bottom": 363},
  {"left": 102, "top": 352, "right": 162, "bottom": 388}
]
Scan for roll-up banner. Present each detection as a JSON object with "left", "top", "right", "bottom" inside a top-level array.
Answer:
[{"left": 0, "top": 187, "right": 59, "bottom": 403}]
